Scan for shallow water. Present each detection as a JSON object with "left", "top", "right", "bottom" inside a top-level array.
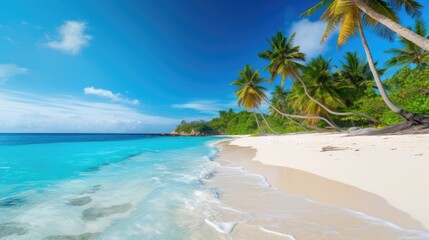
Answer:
[
  {"left": 206, "top": 154, "right": 429, "bottom": 239},
  {"left": 0, "top": 134, "right": 428, "bottom": 239},
  {"left": 0, "top": 134, "right": 224, "bottom": 239}
]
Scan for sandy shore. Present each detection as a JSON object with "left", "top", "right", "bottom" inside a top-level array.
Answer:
[{"left": 217, "top": 132, "right": 429, "bottom": 231}]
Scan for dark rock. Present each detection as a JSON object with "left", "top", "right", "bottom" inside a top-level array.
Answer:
[
  {"left": 69, "top": 196, "right": 92, "bottom": 206},
  {"left": 82, "top": 203, "right": 132, "bottom": 221},
  {"left": 0, "top": 222, "right": 28, "bottom": 238},
  {"left": 45, "top": 232, "right": 95, "bottom": 240},
  {"left": 80, "top": 185, "right": 101, "bottom": 194}
]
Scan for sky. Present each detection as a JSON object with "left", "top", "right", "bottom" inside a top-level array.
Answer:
[{"left": 0, "top": 0, "right": 428, "bottom": 133}]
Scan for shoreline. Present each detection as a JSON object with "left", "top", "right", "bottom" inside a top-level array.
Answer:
[{"left": 213, "top": 132, "right": 429, "bottom": 231}]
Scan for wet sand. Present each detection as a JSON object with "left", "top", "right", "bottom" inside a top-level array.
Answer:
[
  {"left": 216, "top": 140, "right": 425, "bottom": 230},
  {"left": 205, "top": 139, "right": 429, "bottom": 239},
  {"left": 226, "top": 132, "right": 429, "bottom": 230}
]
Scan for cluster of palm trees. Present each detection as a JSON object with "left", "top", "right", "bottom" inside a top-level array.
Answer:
[{"left": 231, "top": 0, "right": 429, "bottom": 134}]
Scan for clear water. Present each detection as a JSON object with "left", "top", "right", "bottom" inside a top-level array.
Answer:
[
  {"left": 1, "top": 134, "right": 428, "bottom": 240},
  {"left": 0, "top": 134, "right": 223, "bottom": 239}
]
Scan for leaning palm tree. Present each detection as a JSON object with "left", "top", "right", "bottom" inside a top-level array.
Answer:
[
  {"left": 385, "top": 19, "right": 429, "bottom": 69},
  {"left": 288, "top": 56, "right": 349, "bottom": 124},
  {"left": 253, "top": 110, "right": 266, "bottom": 135},
  {"left": 230, "top": 65, "right": 273, "bottom": 134},
  {"left": 269, "top": 86, "right": 313, "bottom": 130},
  {"left": 304, "top": 0, "right": 429, "bottom": 127},
  {"left": 258, "top": 31, "right": 377, "bottom": 123},
  {"left": 355, "top": 0, "right": 429, "bottom": 51},
  {"left": 256, "top": 107, "right": 278, "bottom": 134},
  {"left": 305, "top": 0, "right": 429, "bottom": 51},
  {"left": 231, "top": 65, "right": 341, "bottom": 131}
]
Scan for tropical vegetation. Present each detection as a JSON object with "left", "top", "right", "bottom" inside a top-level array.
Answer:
[
  {"left": 385, "top": 19, "right": 429, "bottom": 69},
  {"left": 173, "top": 109, "right": 304, "bottom": 135},
  {"left": 303, "top": 0, "right": 429, "bottom": 127},
  {"left": 175, "top": 0, "right": 429, "bottom": 135}
]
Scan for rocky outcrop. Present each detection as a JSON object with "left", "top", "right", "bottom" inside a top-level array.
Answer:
[{"left": 170, "top": 129, "right": 214, "bottom": 136}]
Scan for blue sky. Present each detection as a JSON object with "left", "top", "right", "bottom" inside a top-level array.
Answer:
[{"left": 0, "top": 0, "right": 428, "bottom": 133}]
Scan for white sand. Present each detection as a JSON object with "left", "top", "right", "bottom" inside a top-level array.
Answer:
[{"left": 229, "top": 132, "right": 429, "bottom": 229}]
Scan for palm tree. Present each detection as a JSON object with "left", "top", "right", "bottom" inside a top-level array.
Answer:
[
  {"left": 336, "top": 52, "right": 385, "bottom": 106},
  {"left": 304, "top": 0, "right": 429, "bottom": 126},
  {"left": 304, "top": 0, "right": 429, "bottom": 51},
  {"left": 231, "top": 65, "right": 341, "bottom": 131},
  {"left": 253, "top": 110, "right": 266, "bottom": 135},
  {"left": 354, "top": 0, "right": 429, "bottom": 51},
  {"left": 256, "top": 107, "right": 278, "bottom": 134},
  {"left": 269, "top": 86, "right": 289, "bottom": 117},
  {"left": 288, "top": 56, "right": 348, "bottom": 124},
  {"left": 230, "top": 65, "right": 273, "bottom": 134},
  {"left": 385, "top": 19, "right": 429, "bottom": 69},
  {"left": 258, "top": 32, "right": 306, "bottom": 87},
  {"left": 258, "top": 31, "right": 377, "bottom": 123},
  {"left": 269, "top": 86, "right": 314, "bottom": 130}
]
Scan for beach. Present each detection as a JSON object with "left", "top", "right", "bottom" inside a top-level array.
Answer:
[{"left": 214, "top": 132, "right": 429, "bottom": 234}]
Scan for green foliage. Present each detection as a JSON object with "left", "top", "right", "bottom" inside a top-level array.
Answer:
[
  {"left": 266, "top": 116, "right": 306, "bottom": 133},
  {"left": 258, "top": 31, "right": 305, "bottom": 86},
  {"left": 210, "top": 109, "right": 259, "bottom": 135},
  {"left": 231, "top": 65, "right": 268, "bottom": 110},
  {"left": 380, "top": 111, "right": 403, "bottom": 126},
  {"left": 343, "top": 83, "right": 392, "bottom": 125},
  {"left": 174, "top": 109, "right": 306, "bottom": 135},
  {"left": 287, "top": 56, "right": 346, "bottom": 121},
  {"left": 269, "top": 86, "right": 291, "bottom": 117},
  {"left": 174, "top": 110, "right": 259, "bottom": 135},
  {"left": 385, "top": 19, "right": 429, "bottom": 69},
  {"left": 335, "top": 51, "right": 383, "bottom": 107},
  {"left": 346, "top": 67, "right": 429, "bottom": 126},
  {"left": 175, "top": 120, "right": 218, "bottom": 135},
  {"left": 387, "top": 67, "right": 429, "bottom": 114},
  {"left": 177, "top": 66, "right": 428, "bottom": 134}
]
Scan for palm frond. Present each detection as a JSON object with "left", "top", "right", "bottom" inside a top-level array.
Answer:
[
  {"left": 337, "top": 10, "right": 358, "bottom": 46},
  {"left": 389, "top": 0, "right": 422, "bottom": 17},
  {"left": 302, "top": 0, "right": 333, "bottom": 16}
]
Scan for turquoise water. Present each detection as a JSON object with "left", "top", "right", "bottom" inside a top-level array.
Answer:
[
  {"left": 1, "top": 134, "right": 429, "bottom": 240},
  {"left": 0, "top": 134, "right": 223, "bottom": 239}
]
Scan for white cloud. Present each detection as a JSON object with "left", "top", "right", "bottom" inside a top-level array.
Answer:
[
  {"left": 289, "top": 19, "right": 333, "bottom": 59},
  {"left": 47, "top": 21, "right": 91, "bottom": 55},
  {"left": 172, "top": 100, "right": 237, "bottom": 114},
  {"left": 21, "top": 21, "right": 28, "bottom": 25},
  {"left": 4, "top": 37, "right": 18, "bottom": 44},
  {"left": 83, "top": 87, "right": 139, "bottom": 105},
  {"left": 0, "top": 64, "right": 27, "bottom": 83},
  {"left": 0, "top": 90, "right": 178, "bottom": 133}
]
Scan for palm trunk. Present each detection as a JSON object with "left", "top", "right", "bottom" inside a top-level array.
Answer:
[
  {"left": 280, "top": 113, "right": 324, "bottom": 131},
  {"left": 253, "top": 109, "right": 266, "bottom": 135},
  {"left": 358, "top": 21, "right": 411, "bottom": 120},
  {"left": 292, "top": 70, "right": 379, "bottom": 123},
  {"left": 257, "top": 107, "right": 278, "bottom": 134},
  {"left": 256, "top": 92, "right": 342, "bottom": 131},
  {"left": 282, "top": 114, "right": 311, "bottom": 130},
  {"left": 357, "top": 19, "right": 429, "bottom": 125},
  {"left": 271, "top": 105, "right": 309, "bottom": 130},
  {"left": 354, "top": 0, "right": 429, "bottom": 51}
]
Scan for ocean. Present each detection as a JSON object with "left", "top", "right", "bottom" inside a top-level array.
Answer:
[
  {"left": 0, "top": 134, "right": 224, "bottom": 239},
  {"left": 0, "top": 134, "right": 428, "bottom": 240}
]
